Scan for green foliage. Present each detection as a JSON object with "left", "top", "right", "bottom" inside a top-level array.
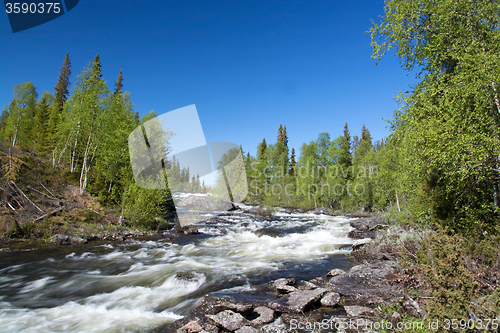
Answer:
[
  {"left": 371, "top": 0, "right": 500, "bottom": 231},
  {"left": 8, "top": 220, "right": 24, "bottom": 238}
]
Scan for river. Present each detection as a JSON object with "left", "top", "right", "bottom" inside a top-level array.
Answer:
[{"left": 0, "top": 207, "right": 355, "bottom": 333}]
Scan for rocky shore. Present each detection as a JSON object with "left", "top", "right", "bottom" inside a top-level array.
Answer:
[{"left": 155, "top": 214, "right": 418, "bottom": 333}]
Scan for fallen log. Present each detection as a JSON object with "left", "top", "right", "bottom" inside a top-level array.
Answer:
[{"left": 33, "top": 207, "right": 63, "bottom": 223}]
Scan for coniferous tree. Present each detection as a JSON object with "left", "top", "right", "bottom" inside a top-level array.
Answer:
[
  {"left": 289, "top": 147, "right": 297, "bottom": 176},
  {"left": 361, "top": 124, "right": 372, "bottom": 146},
  {"left": 114, "top": 69, "right": 123, "bottom": 95},
  {"left": 339, "top": 123, "right": 352, "bottom": 171},
  {"left": 52, "top": 53, "right": 71, "bottom": 115}
]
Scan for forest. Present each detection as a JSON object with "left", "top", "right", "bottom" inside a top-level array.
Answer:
[{"left": 1, "top": 0, "right": 500, "bottom": 327}]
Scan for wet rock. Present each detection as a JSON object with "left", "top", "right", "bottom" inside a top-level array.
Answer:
[
  {"left": 297, "top": 280, "right": 318, "bottom": 290},
  {"left": 249, "top": 306, "right": 274, "bottom": 326},
  {"left": 349, "top": 216, "right": 384, "bottom": 230},
  {"left": 174, "top": 195, "right": 235, "bottom": 212},
  {"left": 235, "top": 327, "right": 260, "bottom": 333},
  {"left": 206, "top": 310, "right": 249, "bottom": 332},
  {"left": 352, "top": 238, "right": 373, "bottom": 250},
  {"left": 51, "top": 234, "right": 87, "bottom": 245},
  {"left": 326, "top": 268, "right": 346, "bottom": 277},
  {"left": 308, "top": 276, "right": 331, "bottom": 289},
  {"left": 261, "top": 318, "right": 290, "bottom": 333},
  {"left": 269, "top": 278, "right": 296, "bottom": 289},
  {"left": 329, "top": 261, "right": 403, "bottom": 305},
  {"left": 276, "top": 285, "right": 297, "bottom": 294},
  {"left": 308, "top": 207, "right": 334, "bottom": 215},
  {"left": 178, "top": 320, "right": 204, "bottom": 333},
  {"left": 177, "top": 225, "right": 201, "bottom": 235},
  {"left": 344, "top": 305, "right": 378, "bottom": 317},
  {"left": 321, "top": 292, "right": 340, "bottom": 307},
  {"left": 348, "top": 229, "right": 376, "bottom": 239},
  {"left": 269, "top": 288, "right": 328, "bottom": 313}
]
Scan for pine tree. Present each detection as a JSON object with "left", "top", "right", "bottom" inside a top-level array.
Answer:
[{"left": 114, "top": 69, "right": 123, "bottom": 95}]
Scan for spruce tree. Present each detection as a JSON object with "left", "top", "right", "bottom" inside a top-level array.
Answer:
[
  {"left": 90, "top": 54, "right": 103, "bottom": 84},
  {"left": 289, "top": 147, "right": 297, "bottom": 176},
  {"left": 53, "top": 53, "right": 71, "bottom": 115},
  {"left": 277, "top": 124, "right": 288, "bottom": 146},
  {"left": 340, "top": 123, "right": 352, "bottom": 169},
  {"left": 114, "top": 69, "right": 123, "bottom": 95},
  {"left": 257, "top": 138, "right": 267, "bottom": 161},
  {"left": 361, "top": 124, "right": 372, "bottom": 146}
]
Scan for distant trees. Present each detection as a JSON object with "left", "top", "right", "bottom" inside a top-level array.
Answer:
[{"left": 0, "top": 54, "right": 176, "bottom": 225}]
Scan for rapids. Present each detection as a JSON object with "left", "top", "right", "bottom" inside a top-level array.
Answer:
[{"left": 0, "top": 207, "right": 355, "bottom": 333}]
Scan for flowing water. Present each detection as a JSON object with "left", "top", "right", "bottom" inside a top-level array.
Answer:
[{"left": 0, "top": 207, "right": 356, "bottom": 333}]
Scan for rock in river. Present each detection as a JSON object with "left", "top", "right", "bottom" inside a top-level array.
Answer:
[{"left": 269, "top": 288, "right": 328, "bottom": 313}]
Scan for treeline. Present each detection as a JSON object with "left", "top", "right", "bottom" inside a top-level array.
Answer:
[
  {"left": 243, "top": 123, "right": 399, "bottom": 213},
  {"left": 0, "top": 54, "right": 174, "bottom": 224}
]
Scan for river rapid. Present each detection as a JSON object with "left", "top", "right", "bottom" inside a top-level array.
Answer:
[{"left": 0, "top": 207, "right": 355, "bottom": 333}]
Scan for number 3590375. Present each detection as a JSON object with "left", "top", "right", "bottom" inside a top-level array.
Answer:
[{"left": 5, "top": 3, "right": 61, "bottom": 14}]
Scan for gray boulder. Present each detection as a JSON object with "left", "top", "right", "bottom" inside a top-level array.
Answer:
[
  {"left": 344, "top": 305, "right": 378, "bottom": 317},
  {"left": 329, "top": 261, "right": 403, "bottom": 305},
  {"left": 320, "top": 292, "right": 340, "bottom": 307},
  {"left": 51, "top": 234, "right": 87, "bottom": 245},
  {"left": 269, "top": 288, "right": 328, "bottom": 313},
  {"left": 206, "top": 310, "right": 249, "bottom": 332},
  {"left": 249, "top": 306, "right": 274, "bottom": 326}
]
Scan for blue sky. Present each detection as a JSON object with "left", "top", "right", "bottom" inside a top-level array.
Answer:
[{"left": 0, "top": 0, "right": 416, "bottom": 157}]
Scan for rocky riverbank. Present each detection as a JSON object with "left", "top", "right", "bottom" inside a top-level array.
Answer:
[{"left": 153, "top": 214, "right": 419, "bottom": 333}]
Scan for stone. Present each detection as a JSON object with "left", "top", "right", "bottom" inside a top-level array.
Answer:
[
  {"left": 391, "top": 312, "right": 402, "bottom": 327},
  {"left": 268, "top": 278, "right": 296, "bottom": 289},
  {"left": 329, "top": 261, "right": 403, "bottom": 305},
  {"left": 320, "top": 292, "right": 340, "bottom": 307},
  {"left": 249, "top": 306, "right": 274, "bottom": 326},
  {"left": 261, "top": 318, "right": 290, "bottom": 333},
  {"left": 235, "top": 326, "right": 260, "bottom": 333},
  {"left": 50, "top": 234, "right": 87, "bottom": 245},
  {"left": 352, "top": 238, "right": 373, "bottom": 250},
  {"left": 276, "top": 285, "right": 297, "bottom": 294},
  {"left": 326, "top": 268, "right": 346, "bottom": 277},
  {"left": 206, "top": 310, "right": 249, "bottom": 332},
  {"left": 344, "top": 305, "right": 378, "bottom": 317},
  {"left": 297, "top": 280, "right": 318, "bottom": 290},
  {"left": 269, "top": 288, "right": 327, "bottom": 313},
  {"left": 179, "top": 320, "right": 204, "bottom": 333}
]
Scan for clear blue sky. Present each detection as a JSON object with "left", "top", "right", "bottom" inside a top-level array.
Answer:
[{"left": 0, "top": 0, "right": 416, "bottom": 157}]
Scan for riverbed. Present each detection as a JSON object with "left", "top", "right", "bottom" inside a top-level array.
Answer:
[{"left": 0, "top": 208, "right": 355, "bottom": 333}]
